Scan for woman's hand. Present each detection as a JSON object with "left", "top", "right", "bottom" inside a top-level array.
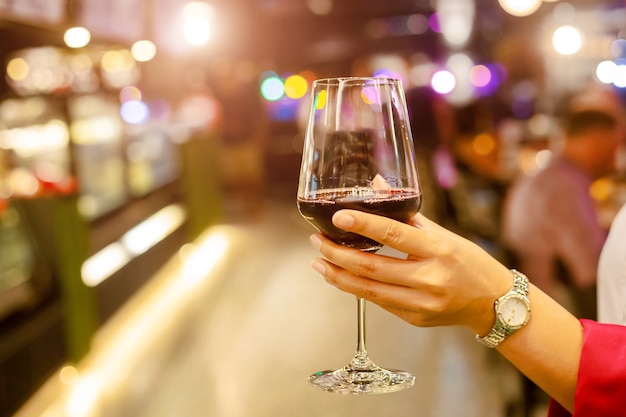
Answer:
[{"left": 310, "top": 210, "right": 513, "bottom": 336}]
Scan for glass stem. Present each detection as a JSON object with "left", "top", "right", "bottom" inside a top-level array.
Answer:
[{"left": 351, "top": 297, "right": 374, "bottom": 369}]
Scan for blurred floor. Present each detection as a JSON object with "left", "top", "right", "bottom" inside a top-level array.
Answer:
[{"left": 16, "top": 191, "right": 525, "bottom": 417}]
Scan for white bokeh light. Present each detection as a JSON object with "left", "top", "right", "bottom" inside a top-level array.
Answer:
[
  {"left": 552, "top": 25, "right": 582, "bottom": 55},
  {"left": 64, "top": 27, "right": 91, "bottom": 48},
  {"left": 498, "top": 0, "right": 542, "bottom": 17},
  {"left": 596, "top": 60, "right": 617, "bottom": 84},
  {"left": 613, "top": 65, "right": 626, "bottom": 88},
  {"left": 431, "top": 70, "right": 456, "bottom": 94},
  {"left": 131, "top": 40, "right": 157, "bottom": 62},
  {"left": 182, "top": 2, "right": 214, "bottom": 46}
]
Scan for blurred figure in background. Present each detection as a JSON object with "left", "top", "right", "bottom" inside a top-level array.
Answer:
[{"left": 502, "top": 96, "right": 624, "bottom": 321}]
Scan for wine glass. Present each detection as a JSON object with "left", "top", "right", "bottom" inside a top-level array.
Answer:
[{"left": 297, "top": 77, "right": 422, "bottom": 394}]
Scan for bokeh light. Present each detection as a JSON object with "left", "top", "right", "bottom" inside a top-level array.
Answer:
[
  {"left": 6, "top": 57, "right": 29, "bottom": 81},
  {"left": 596, "top": 60, "right": 617, "bottom": 84},
  {"left": 131, "top": 40, "right": 157, "bottom": 62},
  {"left": 64, "top": 27, "right": 91, "bottom": 48},
  {"left": 284, "top": 75, "right": 308, "bottom": 99},
  {"left": 469, "top": 65, "right": 491, "bottom": 87},
  {"left": 498, "top": 0, "right": 542, "bottom": 17},
  {"left": 183, "top": 16, "right": 212, "bottom": 46},
  {"left": 101, "top": 50, "right": 135, "bottom": 73},
  {"left": 552, "top": 25, "right": 582, "bottom": 55},
  {"left": 182, "top": 2, "right": 214, "bottom": 46},
  {"left": 431, "top": 69, "right": 456, "bottom": 94},
  {"left": 260, "top": 77, "right": 284, "bottom": 101},
  {"left": 119, "top": 86, "right": 142, "bottom": 103},
  {"left": 613, "top": 64, "right": 626, "bottom": 88},
  {"left": 428, "top": 13, "right": 441, "bottom": 33},
  {"left": 120, "top": 100, "right": 149, "bottom": 124},
  {"left": 472, "top": 133, "right": 496, "bottom": 156}
]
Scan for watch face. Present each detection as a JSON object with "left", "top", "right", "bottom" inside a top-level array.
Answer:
[{"left": 498, "top": 295, "right": 530, "bottom": 328}]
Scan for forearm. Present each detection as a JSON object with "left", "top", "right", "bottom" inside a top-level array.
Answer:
[{"left": 496, "top": 285, "right": 583, "bottom": 412}]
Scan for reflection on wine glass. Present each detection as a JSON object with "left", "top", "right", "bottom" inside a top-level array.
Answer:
[{"left": 297, "top": 77, "right": 422, "bottom": 394}]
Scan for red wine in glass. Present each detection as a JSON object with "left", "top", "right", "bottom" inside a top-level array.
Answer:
[{"left": 298, "top": 189, "right": 421, "bottom": 251}]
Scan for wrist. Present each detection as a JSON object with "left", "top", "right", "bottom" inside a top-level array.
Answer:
[{"left": 471, "top": 266, "right": 514, "bottom": 336}]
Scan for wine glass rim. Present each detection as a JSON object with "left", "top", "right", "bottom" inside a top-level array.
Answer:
[{"left": 312, "top": 76, "right": 401, "bottom": 87}]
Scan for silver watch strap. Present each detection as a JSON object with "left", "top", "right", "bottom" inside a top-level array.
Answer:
[{"left": 475, "top": 269, "right": 530, "bottom": 348}]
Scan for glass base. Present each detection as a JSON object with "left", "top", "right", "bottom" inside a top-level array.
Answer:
[{"left": 308, "top": 358, "right": 415, "bottom": 395}]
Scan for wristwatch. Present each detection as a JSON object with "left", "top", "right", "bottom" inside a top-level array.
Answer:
[{"left": 476, "top": 269, "right": 531, "bottom": 348}]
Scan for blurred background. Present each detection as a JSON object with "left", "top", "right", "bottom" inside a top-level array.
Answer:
[{"left": 1, "top": 0, "right": 626, "bottom": 416}]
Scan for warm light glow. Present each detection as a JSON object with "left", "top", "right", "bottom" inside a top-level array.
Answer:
[
  {"left": 182, "top": 2, "right": 214, "bottom": 46},
  {"left": 81, "top": 204, "right": 187, "bottom": 287},
  {"left": 552, "top": 25, "right": 582, "bottom": 55},
  {"left": 81, "top": 243, "right": 130, "bottom": 287},
  {"left": 65, "top": 226, "right": 233, "bottom": 417},
  {"left": 183, "top": 16, "right": 212, "bottom": 45},
  {"left": 181, "top": 1, "right": 215, "bottom": 19},
  {"left": 101, "top": 50, "right": 135, "bottom": 73},
  {"left": 284, "top": 75, "right": 308, "bottom": 99},
  {"left": 8, "top": 168, "right": 39, "bottom": 196},
  {"left": 498, "top": 0, "right": 542, "bottom": 17},
  {"left": 131, "top": 40, "right": 157, "bottom": 62},
  {"left": 179, "top": 232, "right": 229, "bottom": 286},
  {"left": 472, "top": 133, "right": 496, "bottom": 156},
  {"left": 0, "top": 120, "right": 70, "bottom": 157},
  {"left": 59, "top": 366, "right": 80, "bottom": 386},
  {"left": 436, "top": 0, "right": 475, "bottom": 47},
  {"left": 590, "top": 178, "right": 614, "bottom": 202},
  {"left": 70, "top": 117, "right": 120, "bottom": 145},
  {"left": 66, "top": 374, "right": 99, "bottom": 417},
  {"left": 121, "top": 204, "right": 186, "bottom": 256},
  {"left": 64, "top": 27, "right": 91, "bottom": 48},
  {"left": 6, "top": 57, "right": 29, "bottom": 81}
]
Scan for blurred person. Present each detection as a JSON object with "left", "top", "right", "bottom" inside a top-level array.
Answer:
[
  {"left": 502, "top": 108, "right": 624, "bottom": 321},
  {"left": 308, "top": 208, "right": 626, "bottom": 416}
]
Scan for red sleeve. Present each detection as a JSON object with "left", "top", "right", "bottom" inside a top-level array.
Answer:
[{"left": 547, "top": 319, "right": 626, "bottom": 417}]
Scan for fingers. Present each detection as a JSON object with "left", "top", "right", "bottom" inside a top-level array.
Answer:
[
  {"left": 332, "top": 210, "right": 444, "bottom": 257},
  {"left": 311, "top": 255, "right": 456, "bottom": 328},
  {"left": 311, "top": 256, "right": 417, "bottom": 310},
  {"left": 310, "top": 233, "right": 419, "bottom": 287}
]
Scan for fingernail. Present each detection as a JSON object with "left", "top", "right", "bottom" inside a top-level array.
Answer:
[
  {"left": 311, "top": 260, "right": 326, "bottom": 275},
  {"left": 310, "top": 234, "right": 322, "bottom": 249},
  {"left": 333, "top": 211, "right": 354, "bottom": 228}
]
